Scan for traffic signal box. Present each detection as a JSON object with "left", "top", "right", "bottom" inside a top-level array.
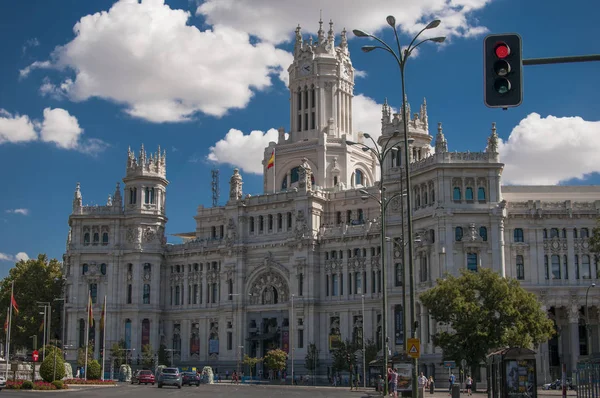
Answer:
[{"left": 484, "top": 33, "right": 523, "bottom": 108}]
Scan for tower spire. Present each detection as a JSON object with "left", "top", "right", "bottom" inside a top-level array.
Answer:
[
  {"left": 435, "top": 122, "right": 448, "bottom": 153},
  {"left": 72, "top": 182, "right": 82, "bottom": 211},
  {"left": 294, "top": 24, "right": 303, "bottom": 53},
  {"left": 317, "top": 14, "right": 324, "bottom": 43},
  {"left": 340, "top": 27, "right": 348, "bottom": 50},
  {"left": 327, "top": 19, "right": 334, "bottom": 43},
  {"left": 486, "top": 122, "right": 499, "bottom": 153}
]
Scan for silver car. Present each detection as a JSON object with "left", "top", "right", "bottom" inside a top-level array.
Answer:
[{"left": 157, "top": 367, "right": 182, "bottom": 389}]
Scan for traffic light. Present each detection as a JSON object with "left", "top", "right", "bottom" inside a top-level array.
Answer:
[{"left": 484, "top": 33, "right": 523, "bottom": 108}]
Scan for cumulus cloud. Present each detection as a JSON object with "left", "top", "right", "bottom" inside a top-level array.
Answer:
[
  {"left": 0, "top": 252, "right": 29, "bottom": 262},
  {"left": 0, "top": 109, "right": 38, "bottom": 144},
  {"left": 21, "top": 0, "right": 293, "bottom": 123},
  {"left": 352, "top": 94, "right": 390, "bottom": 142},
  {"left": 0, "top": 107, "right": 107, "bottom": 155},
  {"left": 207, "top": 128, "right": 280, "bottom": 174},
  {"left": 197, "top": 0, "right": 491, "bottom": 44},
  {"left": 499, "top": 113, "right": 600, "bottom": 185},
  {"left": 5, "top": 209, "right": 29, "bottom": 216}
]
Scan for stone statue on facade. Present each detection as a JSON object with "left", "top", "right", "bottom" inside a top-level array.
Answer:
[
  {"left": 298, "top": 157, "right": 312, "bottom": 191},
  {"left": 229, "top": 168, "right": 243, "bottom": 201}
]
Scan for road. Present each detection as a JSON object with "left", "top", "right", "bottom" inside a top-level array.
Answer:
[{"left": 0, "top": 383, "right": 578, "bottom": 397}]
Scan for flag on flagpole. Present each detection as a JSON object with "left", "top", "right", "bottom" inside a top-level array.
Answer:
[
  {"left": 267, "top": 150, "right": 275, "bottom": 169},
  {"left": 88, "top": 291, "right": 94, "bottom": 327},
  {"left": 10, "top": 292, "right": 18, "bottom": 315},
  {"left": 100, "top": 296, "right": 106, "bottom": 332}
]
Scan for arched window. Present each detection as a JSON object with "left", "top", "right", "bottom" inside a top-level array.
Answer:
[
  {"left": 550, "top": 228, "right": 559, "bottom": 238},
  {"left": 429, "top": 229, "right": 436, "bottom": 243},
  {"left": 259, "top": 215, "right": 264, "bottom": 232},
  {"left": 127, "top": 284, "right": 132, "bottom": 304},
  {"left": 290, "top": 167, "right": 300, "bottom": 184},
  {"left": 90, "top": 283, "right": 98, "bottom": 303},
  {"left": 84, "top": 232, "right": 90, "bottom": 246},
  {"left": 453, "top": 187, "right": 461, "bottom": 201},
  {"left": 287, "top": 212, "right": 292, "bottom": 230},
  {"left": 102, "top": 232, "right": 109, "bottom": 245},
  {"left": 145, "top": 187, "right": 150, "bottom": 204},
  {"left": 423, "top": 191, "right": 428, "bottom": 206},
  {"left": 125, "top": 319, "right": 132, "bottom": 349},
  {"left": 281, "top": 176, "right": 288, "bottom": 190},
  {"left": 582, "top": 255, "right": 591, "bottom": 279},
  {"left": 144, "top": 263, "right": 151, "bottom": 274},
  {"left": 82, "top": 263, "right": 89, "bottom": 275},
  {"left": 150, "top": 187, "right": 155, "bottom": 204},
  {"left": 467, "top": 253, "right": 478, "bottom": 272},
  {"left": 514, "top": 228, "right": 524, "bottom": 242},
  {"left": 574, "top": 228, "right": 578, "bottom": 238},
  {"left": 277, "top": 213, "right": 283, "bottom": 230},
  {"left": 581, "top": 228, "right": 590, "bottom": 238},
  {"left": 143, "top": 284, "right": 150, "bottom": 304},
  {"left": 479, "top": 226, "right": 488, "bottom": 242},
  {"left": 100, "top": 263, "right": 107, "bottom": 275},
  {"left": 129, "top": 188, "right": 137, "bottom": 205},
  {"left": 478, "top": 187, "right": 486, "bottom": 201},
  {"left": 465, "top": 187, "right": 474, "bottom": 201},
  {"left": 175, "top": 286, "right": 181, "bottom": 305},
  {"left": 431, "top": 188, "right": 435, "bottom": 204},
  {"left": 551, "top": 255, "right": 561, "bottom": 279},
  {"left": 455, "top": 227, "right": 463, "bottom": 242},
  {"left": 268, "top": 214, "right": 273, "bottom": 231},
  {"left": 357, "top": 209, "right": 364, "bottom": 223},
  {"left": 93, "top": 233, "right": 99, "bottom": 245},
  {"left": 355, "top": 169, "right": 364, "bottom": 186},
  {"left": 249, "top": 217, "right": 255, "bottom": 233},
  {"left": 333, "top": 175, "right": 338, "bottom": 186},
  {"left": 141, "top": 319, "right": 150, "bottom": 347}
]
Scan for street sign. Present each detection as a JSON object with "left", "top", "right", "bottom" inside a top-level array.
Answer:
[
  {"left": 444, "top": 360, "right": 456, "bottom": 369},
  {"left": 407, "top": 338, "right": 420, "bottom": 358},
  {"left": 32, "top": 350, "right": 39, "bottom": 362}
]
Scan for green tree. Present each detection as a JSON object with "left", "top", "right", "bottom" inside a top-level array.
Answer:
[
  {"left": 87, "top": 359, "right": 102, "bottom": 380},
  {"left": 263, "top": 349, "right": 287, "bottom": 374},
  {"left": 110, "top": 340, "right": 126, "bottom": 369},
  {"left": 0, "top": 255, "right": 64, "bottom": 350},
  {"left": 39, "top": 349, "right": 65, "bottom": 382},
  {"left": 304, "top": 343, "right": 320, "bottom": 376},
  {"left": 331, "top": 339, "right": 358, "bottom": 374},
  {"left": 242, "top": 355, "right": 263, "bottom": 378},
  {"left": 420, "top": 268, "right": 554, "bottom": 375},
  {"left": 77, "top": 343, "right": 94, "bottom": 367},
  {"left": 364, "top": 338, "right": 378, "bottom": 367},
  {"left": 157, "top": 343, "right": 169, "bottom": 366},
  {"left": 141, "top": 344, "right": 155, "bottom": 368}
]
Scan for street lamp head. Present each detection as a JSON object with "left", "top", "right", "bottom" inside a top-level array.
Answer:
[
  {"left": 362, "top": 147, "right": 370, "bottom": 152},
  {"left": 359, "top": 189, "right": 369, "bottom": 195},
  {"left": 408, "top": 138, "right": 415, "bottom": 144},
  {"left": 346, "top": 140, "right": 357, "bottom": 146},
  {"left": 363, "top": 133, "right": 371, "bottom": 139},
  {"left": 386, "top": 15, "right": 396, "bottom": 28},
  {"left": 393, "top": 130, "right": 400, "bottom": 136},
  {"left": 361, "top": 196, "right": 369, "bottom": 201},
  {"left": 593, "top": 283, "right": 597, "bottom": 288},
  {"left": 361, "top": 45, "right": 378, "bottom": 53},
  {"left": 426, "top": 20, "right": 441, "bottom": 29},
  {"left": 353, "top": 29, "right": 370, "bottom": 37},
  {"left": 430, "top": 36, "right": 446, "bottom": 43}
]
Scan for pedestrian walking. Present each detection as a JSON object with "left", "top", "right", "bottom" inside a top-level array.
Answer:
[{"left": 466, "top": 375, "right": 473, "bottom": 396}]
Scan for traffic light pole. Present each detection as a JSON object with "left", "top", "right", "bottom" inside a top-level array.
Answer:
[{"left": 523, "top": 54, "right": 600, "bottom": 65}]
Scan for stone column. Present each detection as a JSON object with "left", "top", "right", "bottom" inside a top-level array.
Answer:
[
  {"left": 568, "top": 308, "right": 580, "bottom": 373},
  {"left": 181, "top": 319, "right": 190, "bottom": 362}
]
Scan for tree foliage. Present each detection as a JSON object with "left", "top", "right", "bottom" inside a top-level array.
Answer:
[
  {"left": 420, "top": 268, "right": 554, "bottom": 372},
  {"left": 110, "top": 340, "right": 126, "bottom": 369},
  {"left": 39, "top": 349, "right": 65, "bottom": 382},
  {"left": 263, "top": 349, "right": 287, "bottom": 373},
  {"left": 87, "top": 359, "right": 102, "bottom": 380},
  {"left": 304, "top": 343, "right": 320, "bottom": 375},
  {"left": 242, "top": 354, "right": 263, "bottom": 377},
  {"left": 157, "top": 344, "right": 169, "bottom": 366},
  {"left": 0, "top": 254, "right": 64, "bottom": 350},
  {"left": 331, "top": 339, "right": 358, "bottom": 374},
  {"left": 141, "top": 344, "right": 155, "bottom": 368},
  {"left": 364, "top": 338, "right": 378, "bottom": 367},
  {"left": 77, "top": 343, "right": 94, "bottom": 367}
]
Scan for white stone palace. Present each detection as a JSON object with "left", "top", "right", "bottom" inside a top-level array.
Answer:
[{"left": 64, "top": 20, "right": 600, "bottom": 384}]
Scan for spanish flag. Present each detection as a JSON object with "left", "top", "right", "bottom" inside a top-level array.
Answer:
[
  {"left": 11, "top": 292, "right": 18, "bottom": 315},
  {"left": 100, "top": 296, "right": 106, "bottom": 332},
  {"left": 267, "top": 150, "right": 275, "bottom": 170},
  {"left": 88, "top": 291, "right": 94, "bottom": 327}
]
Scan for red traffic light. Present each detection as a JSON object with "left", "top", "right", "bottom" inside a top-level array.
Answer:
[
  {"left": 32, "top": 350, "right": 39, "bottom": 362},
  {"left": 494, "top": 43, "right": 510, "bottom": 59}
]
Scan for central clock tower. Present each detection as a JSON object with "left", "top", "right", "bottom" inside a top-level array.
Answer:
[{"left": 262, "top": 20, "right": 375, "bottom": 193}]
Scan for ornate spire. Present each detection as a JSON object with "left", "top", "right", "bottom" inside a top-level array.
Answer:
[
  {"left": 402, "top": 94, "right": 411, "bottom": 120},
  {"left": 72, "top": 182, "right": 82, "bottom": 210},
  {"left": 381, "top": 97, "right": 391, "bottom": 121},
  {"left": 340, "top": 28, "right": 348, "bottom": 49},
  {"left": 486, "top": 122, "right": 499, "bottom": 153},
  {"left": 294, "top": 24, "right": 303, "bottom": 52},
  {"left": 328, "top": 19, "right": 334, "bottom": 43},
  {"left": 317, "top": 16, "right": 324, "bottom": 43},
  {"left": 229, "top": 168, "right": 243, "bottom": 201},
  {"left": 113, "top": 182, "right": 122, "bottom": 207},
  {"left": 435, "top": 122, "right": 448, "bottom": 153}
]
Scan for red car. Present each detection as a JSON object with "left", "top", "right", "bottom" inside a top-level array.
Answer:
[{"left": 132, "top": 370, "right": 155, "bottom": 385}]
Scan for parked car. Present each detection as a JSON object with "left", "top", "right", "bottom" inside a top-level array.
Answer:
[
  {"left": 543, "top": 379, "right": 576, "bottom": 391},
  {"left": 132, "top": 369, "right": 155, "bottom": 385},
  {"left": 182, "top": 372, "right": 200, "bottom": 386},
  {"left": 157, "top": 367, "right": 182, "bottom": 389},
  {"left": 0, "top": 375, "right": 6, "bottom": 390}
]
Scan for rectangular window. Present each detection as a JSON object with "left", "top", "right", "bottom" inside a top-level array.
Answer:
[
  {"left": 551, "top": 255, "right": 561, "bottom": 279},
  {"left": 298, "top": 329, "right": 304, "bottom": 349},
  {"left": 544, "top": 255, "right": 549, "bottom": 280},
  {"left": 277, "top": 213, "right": 283, "bottom": 230},
  {"left": 287, "top": 212, "right": 292, "bottom": 230},
  {"left": 188, "top": 284, "right": 191, "bottom": 304},
  {"left": 298, "top": 274, "right": 303, "bottom": 296},
  {"left": 212, "top": 283, "right": 218, "bottom": 303},
  {"left": 170, "top": 287, "right": 172, "bottom": 306},
  {"left": 175, "top": 286, "right": 180, "bottom": 305},
  {"left": 90, "top": 283, "right": 98, "bottom": 304},
  {"left": 377, "top": 271, "right": 382, "bottom": 293},
  {"left": 304, "top": 113, "right": 308, "bottom": 131},
  {"left": 516, "top": 255, "right": 525, "bottom": 280},
  {"left": 326, "top": 275, "right": 329, "bottom": 296},
  {"left": 467, "top": 253, "right": 478, "bottom": 272},
  {"left": 311, "top": 111, "right": 315, "bottom": 129},
  {"left": 332, "top": 274, "right": 338, "bottom": 296},
  {"left": 127, "top": 284, "right": 132, "bottom": 304},
  {"left": 227, "top": 332, "right": 233, "bottom": 351},
  {"left": 143, "top": 284, "right": 150, "bottom": 304},
  {"left": 193, "top": 284, "right": 198, "bottom": 304},
  {"left": 395, "top": 263, "right": 403, "bottom": 287},
  {"left": 268, "top": 214, "right": 273, "bottom": 231},
  {"left": 356, "top": 272, "right": 362, "bottom": 294}
]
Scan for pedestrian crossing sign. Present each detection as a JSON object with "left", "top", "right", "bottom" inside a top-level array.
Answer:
[{"left": 407, "top": 338, "right": 420, "bottom": 358}]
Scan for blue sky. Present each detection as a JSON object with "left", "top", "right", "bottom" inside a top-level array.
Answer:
[{"left": 0, "top": 0, "right": 599, "bottom": 276}]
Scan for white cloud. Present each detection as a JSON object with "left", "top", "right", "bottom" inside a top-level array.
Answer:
[
  {"left": 5, "top": 209, "right": 29, "bottom": 216},
  {"left": 207, "top": 128, "right": 280, "bottom": 174},
  {"left": 197, "top": 0, "right": 491, "bottom": 45},
  {"left": 22, "top": 38, "right": 40, "bottom": 54},
  {"left": 21, "top": 0, "right": 293, "bottom": 123},
  {"left": 40, "top": 107, "right": 83, "bottom": 149},
  {"left": 499, "top": 113, "right": 600, "bottom": 185},
  {"left": 352, "top": 94, "right": 388, "bottom": 142},
  {"left": 0, "top": 109, "right": 38, "bottom": 144},
  {"left": 0, "top": 107, "right": 107, "bottom": 155},
  {"left": 0, "top": 252, "right": 29, "bottom": 262}
]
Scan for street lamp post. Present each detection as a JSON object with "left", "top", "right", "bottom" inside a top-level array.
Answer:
[
  {"left": 353, "top": 16, "right": 445, "bottom": 397},
  {"left": 586, "top": 283, "right": 596, "bottom": 355},
  {"left": 362, "top": 293, "right": 366, "bottom": 389},
  {"left": 54, "top": 298, "right": 66, "bottom": 351},
  {"left": 347, "top": 133, "right": 406, "bottom": 396}
]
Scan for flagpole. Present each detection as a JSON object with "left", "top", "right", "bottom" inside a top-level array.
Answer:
[
  {"left": 5, "top": 306, "right": 10, "bottom": 379},
  {"left": 272, "top": 148, "right": 276, "bottom": 194},
  {"left": 101, "top": 296, "right": 106, "bottom": 381},
  {"left": 84, "top": 293, "right": 89, "bottom": 381},
  {"left": 6, "top": 282, "right": 14, "bottom": 380}
]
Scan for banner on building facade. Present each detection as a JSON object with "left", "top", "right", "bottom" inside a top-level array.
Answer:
[
  {"left": 282, "top": 331, "right": 289, "bottom": 353},
  {"left": 208, "top": 339, "right": 219, "bottom": 354},
  {"left": 394, "top": 305, "right": 404, "bottom": 346},
  {"left": 328, "top": 334, "right": 341, "bottom": 351}
]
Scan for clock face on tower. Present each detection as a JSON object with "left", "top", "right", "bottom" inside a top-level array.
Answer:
[{"left": 300, "top": 62, "right": 312, "bottom": 76}]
